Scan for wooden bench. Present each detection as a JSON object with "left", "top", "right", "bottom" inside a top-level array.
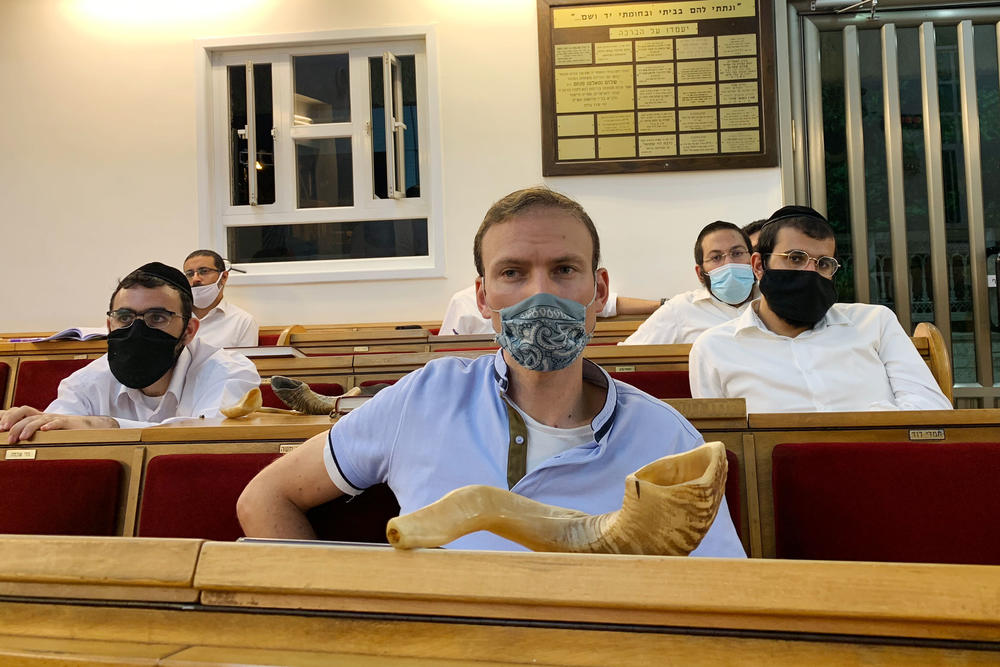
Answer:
[{"left": 747, "top": 408, "right": 1000, "bottom": 559}]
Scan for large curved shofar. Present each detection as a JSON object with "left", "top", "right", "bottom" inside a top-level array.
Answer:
[
  {"left": 270, "top": 376, "right": 361, "bottom": 414},
  {"left": 386, "top": 441, "right": 728, "bottom": 556}
]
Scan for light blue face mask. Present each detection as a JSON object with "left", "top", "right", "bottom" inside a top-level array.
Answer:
[
  {"left": 707, "top": 262, "right": 755, "bottom": 305},
  {"left": 491, "top": 289, "right": 595, "bottom": 372}
]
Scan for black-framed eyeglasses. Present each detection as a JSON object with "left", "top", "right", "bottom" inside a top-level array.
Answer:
[
  {"left": 767, "top": 250, "right": 841, "bottom": 277},
  {"left": 703, "top": 247, "right": 750, "bottom": 266},
  {"left": 107, "top": 308, "right": 181, "bottom": 330},
  {"left": 183, "top": 267, "right": 222, "bottom": 279}
]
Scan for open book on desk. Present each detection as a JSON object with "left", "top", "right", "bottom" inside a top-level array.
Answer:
[
  {"left": 226, "top": 346, "right": 304, "bottom": 358},
  {"left": 9, "top": 327, "right": 107, "bottom": 343}
]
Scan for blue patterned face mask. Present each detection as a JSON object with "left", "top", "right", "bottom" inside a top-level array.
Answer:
[
  {"left": 491, "top": 288, "right": 595, "bottom": 372},
  {"left": 707, "top": 262, "right": 755, "bottom": 305}
]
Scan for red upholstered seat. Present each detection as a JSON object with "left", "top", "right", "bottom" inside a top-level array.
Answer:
[
  {"left": 138, "top": 453, "right": 281, "bottom": 541},
  {"left": 772, "top": 442, "right": 1000, "bottom": 564},
  {"left": 257, "top": 333, "right": 280, "bottom": 346},
  {"left": 0, "top": 460, "right": 122, "bottom": 536},
  {"left": 358, "top": 379, "right": 399, "bottom": 388},
  {"left": 0, "top": 362, "right": 9, "bottom": 407},
  {"left": 608, "top": 371, "right": 692, "bottom": 399},
  {"left": 137, "top": 452, "right": 399, "bottom": 542},
  {"left": 308, "top": 483, "right": 400, "bottom": 543},
  {"left": 724, "top": 449, "right": 741, "bottom": 541},
  {"left": 12, "top": 358, "right": 93, "bottom": 410},
  {"left": 260, "top": 382, "right": 345, "bottom": 409}
]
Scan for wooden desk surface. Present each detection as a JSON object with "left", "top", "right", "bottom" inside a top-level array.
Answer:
[
  {"left": 666, "top": 398, "right": 746, "bottom": 429},
  {"left": 139, "top": 414, "right": 334, "bottom": 442},
  {"left": 749, "top": 408, "right": 1000, "bottom": 429},
  {"left": 0, "top": 539, "right": 997, "bottom": 663},
  {"left": 253, "top": 355, "right": 352, "bottom": 374},
  {"left": 290, "top": 328, "right": 430, "bottom": 345},
  {"left": 1, "top": 427, "right": 143, "bottom": 446},
  {"left": 11, "top": 340, "right": 108, "bottom": 356},
  {"left": 352, "top": 349, "right": 492, "bottom": 372},
  {"left": 0, "top": 535, "right": 201, "bottom": 602},
  {"left": 584, "top": 343, "right": 691, "bottom": 362},
  {"left": 193, "top": 542, "right": 1000, "bottom": 642}
]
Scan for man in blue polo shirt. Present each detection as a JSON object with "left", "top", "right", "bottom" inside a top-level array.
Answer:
[{"left": 238, "top": 187, "right": 744, "bottom": 557}]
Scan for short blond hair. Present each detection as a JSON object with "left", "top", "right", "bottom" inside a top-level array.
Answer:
[{"left": 473, "top": 187, "right": 600, "bottom": 277}]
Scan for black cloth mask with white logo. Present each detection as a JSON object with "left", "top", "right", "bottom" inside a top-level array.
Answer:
[
  {"left": 759, "top": 269, "right": 837, "bottom": 328},
  {"left": 107, "top": 320, "right": 184, "bottom": 389}
]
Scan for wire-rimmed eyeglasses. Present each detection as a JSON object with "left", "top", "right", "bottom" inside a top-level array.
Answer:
[
  {"left": 767, "top": 250, "right": 841, "bottom": 277},
  {"left": 107, "top": 308, "right": 181, "bottom": 330}
]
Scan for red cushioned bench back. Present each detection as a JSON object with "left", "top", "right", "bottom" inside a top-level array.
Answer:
[
  {"left": 307, "top": 483, "right": 400, "bottom": 543},
  {"left": 137, "top": 453, "right": 401, "bottom": 543},
  {"left": 12, "top": 358, "right": 93, "bottom": 410},
  {"left": 0, "top": 362, "right": 9, "bottom": 407},
  {"left": 260, "top": 382, "right": 345, "bottom": 409},
  {"left": 0, "top": 459, "right": 122, "bottom": 536},
  {"left": 772, "top": 441, "right": 1000, "bottom": 564},
  {"left": 358, "top": 379, "right": 399, "bottom": 388},
  {"left": 138, "top": 453, "right": 281, "bottom": 541},
  {"left": 257, "top": 333, "right": 280, "bottom": 346},
  {"left": 608, "top": 371, "right": 692, "bottom": 399}
]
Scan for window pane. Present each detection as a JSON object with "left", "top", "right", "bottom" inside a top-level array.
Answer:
[
  {"left": 253, "top": 63, "right": 276, "bottom": 205},
  {"left": 935, "top": 24, "right": 975, "bottom": 384},
  {"left": 819, "top": 30, "right": 855, "bottom": 302},
  {"left": 293, "top": 54, "right": 350, "bottom": 124},
  {"left": 896, "top": 28, "right": 935, "bottom": 328},
  {"left": 228, "top": 65, "right": 248, "bottom": 206},
  {"left": 370, "top": 55, "right": 420, "bottom": 198},
  {"left": 974, "top": 25, "right": 1000, "bottom": 383},
  {"left": 295, "top": 138, "right": 354, "bottom": 208},
  {"left": 227, "top": 219, "right": 429, "bottom": 263},
  {"left": 858, "top": 29, "right": 892, "bottom": 309}
]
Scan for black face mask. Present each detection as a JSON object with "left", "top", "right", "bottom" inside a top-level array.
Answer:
[
  {"left": 759, "top": 269, "right": 837, "bottom": 328},
  {"left": 107, "top": 320, "right": 185, "bottom": 389}
]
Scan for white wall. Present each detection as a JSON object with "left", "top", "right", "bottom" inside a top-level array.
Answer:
[{"left": 0, "top": 0, "right": 782, "bottom": 331}]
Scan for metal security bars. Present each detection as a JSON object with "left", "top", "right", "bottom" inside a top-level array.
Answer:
[{"left": 784, "top": 3, "right": 1000, "bottom": 406}]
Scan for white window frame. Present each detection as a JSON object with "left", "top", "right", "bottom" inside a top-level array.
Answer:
[{"left": 195, "top": 27, "right": 443, "bottom": 285}]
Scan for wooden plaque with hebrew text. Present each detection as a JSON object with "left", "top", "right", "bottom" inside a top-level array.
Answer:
[{"left": 538, "top": 0, "right": 778, "bottom": 175}]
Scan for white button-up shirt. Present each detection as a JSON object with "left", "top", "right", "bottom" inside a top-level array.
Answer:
[
  {"left": 195, "top": 299, "right": 259, "bottom": 348},
  {"left": 46, "top": 338, "right": 261, "bottom": 428},
  {"left": 439, "top": 285, "right": 619, "bottom": 335},
  {"left": 689, "top": 301, "right": 953, "bottom": 413},
  {"left": 621, "top": 286, "right": 756, "bottom": 345}
]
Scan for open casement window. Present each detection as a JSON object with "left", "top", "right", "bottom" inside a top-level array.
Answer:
[
  {"left": 204, "top": 34, "right": 438, "bottom": 283},
  {"left": 383, "top": 52, "right": 407, "bottom": 200}
]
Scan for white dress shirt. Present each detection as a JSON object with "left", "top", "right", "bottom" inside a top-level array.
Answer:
[
  {"left": 195, "top": 299, "right": 259, "bottom": 348},
  {"left": 439, "top": 285, "right": 619, "bottom": 335},
  {"left": 46, "top": 338, "right": 261, "bottom": 428},
  {"left": 689, "top": 301, "right": 953, "bottom": 413},
  {"left": 621, "top": 286, "right": 756, "bottom": 345}
]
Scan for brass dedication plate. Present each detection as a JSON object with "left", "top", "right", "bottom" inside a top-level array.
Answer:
[{"left": 539, "top": 0, "right": 777, "bottom": 175}]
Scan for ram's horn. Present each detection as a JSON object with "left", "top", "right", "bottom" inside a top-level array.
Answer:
[
  {"left": 386, "top": 441, "right": 728, "bottom": 556},
  {"left": 270, "top": 376, "right": 361, "bottom": 414},
  {"left": 221, "top": 387, "right": 264, "bottom": 419}
]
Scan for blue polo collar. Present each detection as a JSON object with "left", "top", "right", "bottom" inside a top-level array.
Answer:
[{"left": 491, "top": 349, "right": 618, "bottom": 443}]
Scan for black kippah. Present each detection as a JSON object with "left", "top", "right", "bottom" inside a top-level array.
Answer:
[
  {"left": 134, "top": 262, "right": 193, "bottom": 300},
  {"left": 764, "top": 205, "right": 828, "bottom": 227}
]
